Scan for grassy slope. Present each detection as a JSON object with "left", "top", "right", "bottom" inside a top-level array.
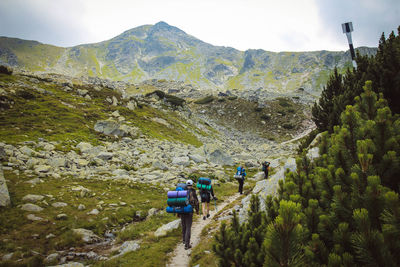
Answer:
[{"left": 0, "top": 73, "right": 202, "bottom": 147}]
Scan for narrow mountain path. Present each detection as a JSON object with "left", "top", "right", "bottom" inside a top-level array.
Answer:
[{"left": 166, "top": 192, "right": 242, "bottom": 267}]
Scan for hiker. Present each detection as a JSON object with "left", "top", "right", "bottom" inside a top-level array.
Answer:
[
  {"left": 262, "top": 161, "right": 271, "bottom": 179},
  {"left": 199, "top": 181, "right": 217, "bottom": 220},
  {"left": 181, "top": 179, "right": 199, "bottom": 250},
  {"left": 235, "top": 166, "right": 246, "bottom": 194}
]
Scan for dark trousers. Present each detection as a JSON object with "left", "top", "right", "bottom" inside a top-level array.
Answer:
[
  {"left": 181, "top": 213, "right": 193, "bottom": 247},
  {"left": 264, "top": 170, "right": 269, "bottom": 179},
  {"left": 238, "top": 179, "right": 244, "bottom": 194}
]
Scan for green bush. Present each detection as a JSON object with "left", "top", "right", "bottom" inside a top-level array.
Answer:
[
  {"left": 254, "top": 107, "right": 263, "bottom": 112},
  {"left": 194, "top": 95, "right": 214, "bottom": 104},
  {"left": 228, "top": 96, "right": 238, "bottom": 100}
]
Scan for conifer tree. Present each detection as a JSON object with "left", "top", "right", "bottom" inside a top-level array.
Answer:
[{"left": 263, "top": 200, "right": 306, "bottom": 267}]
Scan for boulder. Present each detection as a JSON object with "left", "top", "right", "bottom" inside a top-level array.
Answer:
[
  {"left": 87, "top": 208, "right": 99, "bottom": 215},
  {"left": 21, "top": 203, "right": 43, "bottom": 212},
  {"left": 44, "top": 253, "right": 59, "bottom": 265},
  {"left": 0, "top": 166, "right": 11, "bottom": 207},
  {"left": 48, "top": 157, "right": 67, "bottom": 168},
  {"left": 20, "top": 146, "right": 34, "bottom": 156},
  {"left": 154, "top": 219, "right": 181, "bottom": 237},
  {"left": 152, "top": 160, "right": 168, "bottom": 171},
  {"left": 97, "top": 152, "right": 114, "bottom": 161},
  {"left": 306, "top": 147, "right": 320, "bottom": 162},
  {"left": 76, "top": 142, "right": 93, "bottom": 153},
  {"left": 72, "top": 228, "right": 101, "bottom": 244},
  {"left": 52, "top": 202, "right": 68, "bottom": 208},
  {"left": 171, "top": 156, "right": 190, "bottom": 167},
  {"left": 22, "top": 194, "right": 44, "bottom": 203},
  {"left": 188, "top": 154, "right": 206, "bottom": 163},
  {"left": 27, "top": 214, "right": 43, "bottom": 221},
  {"left": 119, "top": 240, "right": 140, "bottom": 255},
  {"left": 35, "top": 165, "right": 52, "bottom": 173},
  {"left": 42, "top": 143, "right": 55, "bottom": 151},
  {"left": 204, "top": 144, "right": 234, "bottom": 166},
  {"left": 94, "top": 120, "right": 127, "bottom": 136}
]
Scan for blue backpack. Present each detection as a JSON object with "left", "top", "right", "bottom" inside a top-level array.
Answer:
[{"left": 166, "top": 184, "right": 193, "bottom": 214}]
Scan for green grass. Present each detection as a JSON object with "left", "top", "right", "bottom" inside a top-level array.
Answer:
[
  {"left": 0, "top": 73, "right": 203, "bottom": 147},
  {"left": 0, "top": 169, "right": 178, "bottom": 264},
  {"left": 96, "top": 230, "right": 180, "bottom": 267}
]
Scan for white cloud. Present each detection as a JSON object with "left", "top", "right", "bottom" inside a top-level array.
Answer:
[{"left": 0, "top": 0, "right": 399, "bottom": 51}]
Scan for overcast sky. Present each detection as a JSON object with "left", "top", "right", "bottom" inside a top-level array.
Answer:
[{"left": 0, "top": 0, "right": 399, "bottom": 52}]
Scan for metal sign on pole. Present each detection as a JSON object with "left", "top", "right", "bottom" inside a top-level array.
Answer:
[{"left": 342, "top": 22, "right": 357, "bottom": 69}]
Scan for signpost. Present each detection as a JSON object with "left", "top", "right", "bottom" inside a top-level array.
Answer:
[{"left": 342, "top": 22, "right": 357, "bottom": 69}]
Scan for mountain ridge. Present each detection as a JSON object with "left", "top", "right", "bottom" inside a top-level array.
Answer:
[{"left": 0, "top": 21, "right": 377, "bottom": 96}]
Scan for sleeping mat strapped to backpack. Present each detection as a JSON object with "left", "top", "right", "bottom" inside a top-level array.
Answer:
[
  {"left": 197, "top": 177, "right": 212, "bottom": 191},
  {"left": 166, "top": 186, "right": 192, "bottom": 214}
]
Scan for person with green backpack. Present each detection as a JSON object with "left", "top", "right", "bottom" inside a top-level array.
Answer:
[{"left": 197, "top": 177, "right": 217, "bottom": 220}]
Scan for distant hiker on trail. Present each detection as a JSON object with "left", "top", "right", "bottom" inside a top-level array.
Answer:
[
  {"left": 234, "top": 166, "right": 246, "bottom": 194},
  {"left": 262, "top": 161, "right": 271, "bottom": 179},
  {"left": 198, "top": 180, "right": 217, "bottom": 220},
  {"left": 181, "top": 179, "right": 199, "bottom": 250}
]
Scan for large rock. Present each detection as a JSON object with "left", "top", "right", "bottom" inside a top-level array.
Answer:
[
  {"left": 188, "top": 154, "right": 206, "bottom": 163},
  {"left": 22, "top": 194, "right": 44, "bottom": 203},
  {"left": 76, "top": 142, "right": 92, "bottom": 153},
  {"left": 72, "top": 228, "right": 101, "bottom": 243},
  {"left": 204, "top": 144, "right": 234, "bottom": 166},
  {"left": 152, "top": 160, "right": 168, "bottom": 170},
  {"left": 306, "top": 147, "right": 320, "bottom": 162},
  {"left": 171, "top": 156, "right": 190, "bottom": 167},
  {"left": 119, "top": 240, "right": 140, "bottom": 255},
  {"left": 52, "top": 202, "right": 68, "bottom": 208},
  {"left": 0, "top": 166, "right": 10, "bottom": 207},
  {"left": 20, "top": 146, "right": 34, "bottom": 156},
  {"left": 48, "top": 157, "right": 67, "bottom": 168},
  {"left": 154, "top": 219, "right": 181, "bottom": 237},
  {"left": 35, "top": 165, "right": 52, "bottom": 173},
  {"left": 94, "top": 120, "right": 139, "bottom": 137},
  {"left": 97, "top": 152, "right": 114, "bottom": 161},
  {"left": 21, "top": 203, "right": 43, "bottom": 212}
]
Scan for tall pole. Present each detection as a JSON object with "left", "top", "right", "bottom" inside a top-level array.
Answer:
[{"left": 342, "top": 22, "right": 357, "bottom": 69}]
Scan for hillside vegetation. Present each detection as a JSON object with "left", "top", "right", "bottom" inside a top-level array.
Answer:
[{"left": 213, "top": 26, "right": 400, "bottom": 267}]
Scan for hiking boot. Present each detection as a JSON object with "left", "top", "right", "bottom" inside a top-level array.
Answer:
[
  {"left": 203, "top": 216, "right": 206, "bottom": 220},
  {"left": 207, "top": 214, "right": 210, "bottom": 218},
  {"left": 185, "top": 245, "right": 192, "bottom": 250}
]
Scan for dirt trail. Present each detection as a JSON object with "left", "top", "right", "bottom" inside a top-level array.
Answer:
[{"left": 166, "top": 193, "right": 241, "bottom": 267}]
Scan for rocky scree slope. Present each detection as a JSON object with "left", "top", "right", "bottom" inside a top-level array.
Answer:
[
  {"left": 0, "top": 70, "right": 311, "bottom": 265},
  {"left": 0, "top": 21, "right": 377, "bottom": 97}
]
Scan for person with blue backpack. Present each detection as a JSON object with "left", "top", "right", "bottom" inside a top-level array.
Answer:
[
  {"left": 166, "top": 179, "right": 199, "bottom": 250},
  {"left": 181, "top": 179, "right": 199, "bottom": 250},
  {"left": 234, "top": 165, "right": 246, "bottom": 194}
]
